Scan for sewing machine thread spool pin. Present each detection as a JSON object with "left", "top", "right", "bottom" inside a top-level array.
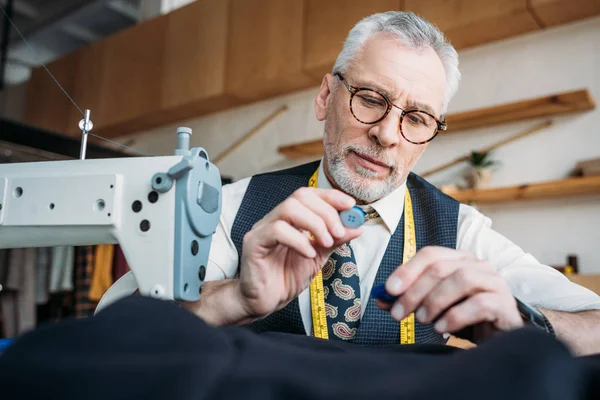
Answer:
[
  {"left": 78, "top": 109, "right": 94, "bottom": 160},
  {"left": 175, "top": 127, "right": 192, "bottom": 156}
]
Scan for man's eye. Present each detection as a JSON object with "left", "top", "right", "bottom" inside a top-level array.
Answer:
[
  {"left": 407, "top": 114, "right": 425, "bottom": 125},
  {"left": 358, "top": 95, "right": 385, "bottom": 107}
]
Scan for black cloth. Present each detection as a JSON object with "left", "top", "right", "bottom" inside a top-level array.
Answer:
[{"left": 0, "top": 296, "right": 598, "bottom": 400}]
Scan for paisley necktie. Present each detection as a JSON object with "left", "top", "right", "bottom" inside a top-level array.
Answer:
[{"left": 322, "top": 242, "right": 361, "bottom": 341}]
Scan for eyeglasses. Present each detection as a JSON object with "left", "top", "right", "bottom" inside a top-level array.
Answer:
[{"left": 335, "top": 73, "right": 447, "bottom": 145}]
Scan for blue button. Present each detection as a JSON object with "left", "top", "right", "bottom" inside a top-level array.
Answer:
[
  {"left": 371, "top": 283, "right": 399, "bottom": 303},
  {"left": 339, "top": 206, "right": 366, "bottom": 229}
]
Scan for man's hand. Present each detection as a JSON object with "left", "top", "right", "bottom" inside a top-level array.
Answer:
[
  {"left": 377, "top": 246, "right": 523, "bottom": 338},
  {"left": 236, "top": 187, "right": 363, "bottom": 320}
]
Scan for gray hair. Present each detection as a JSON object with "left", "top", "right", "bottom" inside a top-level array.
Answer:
[{"left": 332, "top": 11, "right": 460, "bottom": 113}]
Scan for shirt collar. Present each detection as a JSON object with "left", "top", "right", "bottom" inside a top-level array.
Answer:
[{"left": 316, "top": 159, "right": 406, "bottom": 234}]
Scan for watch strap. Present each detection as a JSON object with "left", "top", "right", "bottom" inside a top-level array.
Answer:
[{"left": 515, "top": 297, "right": 555, "bottom": 337}]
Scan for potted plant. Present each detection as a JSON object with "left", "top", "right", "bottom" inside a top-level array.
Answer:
[{"left": 465, "top": 150, "right": 499, "bottom": 189}]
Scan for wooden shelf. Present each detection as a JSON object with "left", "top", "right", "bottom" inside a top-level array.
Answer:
[
  {"left": 278, "top": 89, "right": 595, "bottom": 158},
  {"left": 568, "top": 274, "right": 600, "bottom": 296},
  {"left": 446, "top": 88, "right": 594, "bottom": 132},
  {"left": 442, "top": 175, "right": 600, "bottom": 205}
]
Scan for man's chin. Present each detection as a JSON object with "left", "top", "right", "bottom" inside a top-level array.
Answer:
[
  {"left": 334, "top": 171, "right": 386, "bottom": 201},
  {"left": 347, "top": 163, "right": 390, "bottom": 181}
]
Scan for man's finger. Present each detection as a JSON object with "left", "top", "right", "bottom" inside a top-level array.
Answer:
[
  {"left": 259, "top": 188, "right": 354, "bottom": 226},
  {"left": 390, "top": 259, "right": 484, "bottom": 322},
  {"left": 385, "top": 246, "right": 474, "bottom": 296},
  {"left": 293, "top": 188, "right": 354, "bottom": 240},
  {"left": 306, "top": 187, "right": 356, "bottom": 211},
  {"left": 432, "top": 292, "right": 522, "bottom": 334},
  {"left": 255, "top": 189, "right": 355, "bottom": 247},
  {"left": 315, "top": 226, "right": 363, "bottom": 260},
  {"left": 275, "top": 198, "right": 337, "bottom": 248},
  {"left": 419, "top": 266, "right": 509, "bottom": 324},
  {"left": 375, "top": 299, "right": 393, "bottom": 312},
  {"left": 248, "top": 220, "right": 317, "bottom": 259}
]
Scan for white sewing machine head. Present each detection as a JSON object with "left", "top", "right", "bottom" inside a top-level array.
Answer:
[{"left": 0, "top": 127, "right": 222, "bottom": 311}]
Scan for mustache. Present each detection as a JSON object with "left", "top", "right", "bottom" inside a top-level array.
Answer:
[{"left": 341, "top": 145, "right": 394, "bottom": 168}]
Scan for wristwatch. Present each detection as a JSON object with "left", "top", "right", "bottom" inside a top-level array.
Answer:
[{"left": 515, "top": 296, "right": 555, "bottom": 337}]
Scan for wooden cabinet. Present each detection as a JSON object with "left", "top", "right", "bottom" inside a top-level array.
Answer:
[
  {"left": 405, "top": 0, "right": 540, "bottom": 50},
  {"left": 225, "top": 0, "right": 318, "bottom": 101},
  {"left": 66, "top": 0, "right": 237, "bottom": 139},
  {"left": 93, "top": 16, "right": 168, "bottom": 138},
  {"left": 161, "top": 0, "right": 238, "bottom": 122},
  {"left": 57, "top": 15, "right": 169, "bottom": 139},
  {"left": 24, "top": 50, "right": 81, "bottom": 136},
  {"left": 19, "top": 0, "right": 600, "bottom": 140},
  {"left": 530, "top": 0, "right": 600, "bottom": 27},
  {"left": 303, "top": 0, "right": 403, "bottom": 80},
  {"left": 65, "top": 41, "right": 108, "bottom": 137}
]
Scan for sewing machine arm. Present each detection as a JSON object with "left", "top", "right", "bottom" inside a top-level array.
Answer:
[{"left": 0, "top": 134, "right": 222, "bottom": 311}]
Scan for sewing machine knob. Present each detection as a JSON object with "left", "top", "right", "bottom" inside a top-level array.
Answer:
[
  {"left": 152, "top": 173, "right": 174, "bottom": 193},
  {"left": 196, "top": 181, "right": 219, "bottom": 213}
]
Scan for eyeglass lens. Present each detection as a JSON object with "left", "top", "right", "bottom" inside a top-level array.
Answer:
[{"left": 351, "top": 89, "right": 438, "bottom": 143}]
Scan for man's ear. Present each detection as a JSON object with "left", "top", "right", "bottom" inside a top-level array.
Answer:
[{"left": 315, "top": 73, "right": 335, "bottom": 122}]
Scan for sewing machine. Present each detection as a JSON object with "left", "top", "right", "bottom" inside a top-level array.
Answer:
[{"left": 0, "top": 122, "right": 222, "bottom": 312}]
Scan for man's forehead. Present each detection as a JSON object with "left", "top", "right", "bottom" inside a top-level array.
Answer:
[
  {"left": 348, "top": 72, "right": 440, "bottom": 116},
  {"left": 350, "top": 75, "right": 398, "bottom": 98},
  {"left": 345, "top": 34, "right": 447, "bottom": 115}
]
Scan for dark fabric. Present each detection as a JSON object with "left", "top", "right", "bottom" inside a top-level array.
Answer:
[
  {"left": 230, "top": 161, "right": 459, "bottom": 344},
  {"left": 0, "top": 296, "right": 598, "bottom": 400}
]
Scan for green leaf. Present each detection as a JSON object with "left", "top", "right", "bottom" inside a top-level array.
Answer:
[{"left": 468, "top": 150, "right": 498, "bottom": 167}]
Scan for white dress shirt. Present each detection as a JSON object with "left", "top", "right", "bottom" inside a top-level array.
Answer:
[{"left": 207, "top": 160, "right": 600, "bottom": 335}]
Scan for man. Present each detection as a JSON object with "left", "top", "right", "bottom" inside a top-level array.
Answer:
[
  {"left": 164, "top": 12, "right": 600, "bottom": 353},
  {"left": 3, "top": 11, "right": 600, "bottom": 400}
]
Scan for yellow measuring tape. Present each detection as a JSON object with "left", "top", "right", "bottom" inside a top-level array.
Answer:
[{"left": 308, "top": 169, "right": 416, "bottom": 344}]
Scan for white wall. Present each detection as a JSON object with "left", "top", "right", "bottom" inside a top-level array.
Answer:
[
  {"left": 116, "top": 16, "right": 600, "bottom": 273},
  {"left": 160, "top": 0, "right": 197, "bottom": 14},
  {"left": 140, "top": 0, "right": 198, "bottom": 18}
]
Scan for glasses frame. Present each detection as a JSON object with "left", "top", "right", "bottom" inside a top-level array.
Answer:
[{"left": 335, "top": 72, "right": 447, "bottom": 145}]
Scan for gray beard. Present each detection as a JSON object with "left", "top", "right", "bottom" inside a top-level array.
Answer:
[{"left": 324, "top": 142, "right": 401, "bottom": 204}]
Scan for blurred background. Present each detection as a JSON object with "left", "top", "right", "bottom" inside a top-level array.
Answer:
[{"left": 0, "top": 0, "right": 599, "bottom": 337}]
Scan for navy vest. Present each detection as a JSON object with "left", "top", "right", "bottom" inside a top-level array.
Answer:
[{"left": 230, "top": 160, "right": 460, "bottom": 345}]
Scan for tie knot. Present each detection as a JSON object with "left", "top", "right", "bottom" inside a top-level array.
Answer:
[{"left": 363, "top": 207, "right": 380, "bottom": 222}]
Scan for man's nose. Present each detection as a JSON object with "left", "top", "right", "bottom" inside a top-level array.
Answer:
[{"left": 368, "top": 112, "right": 400, "bottom": 147}]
